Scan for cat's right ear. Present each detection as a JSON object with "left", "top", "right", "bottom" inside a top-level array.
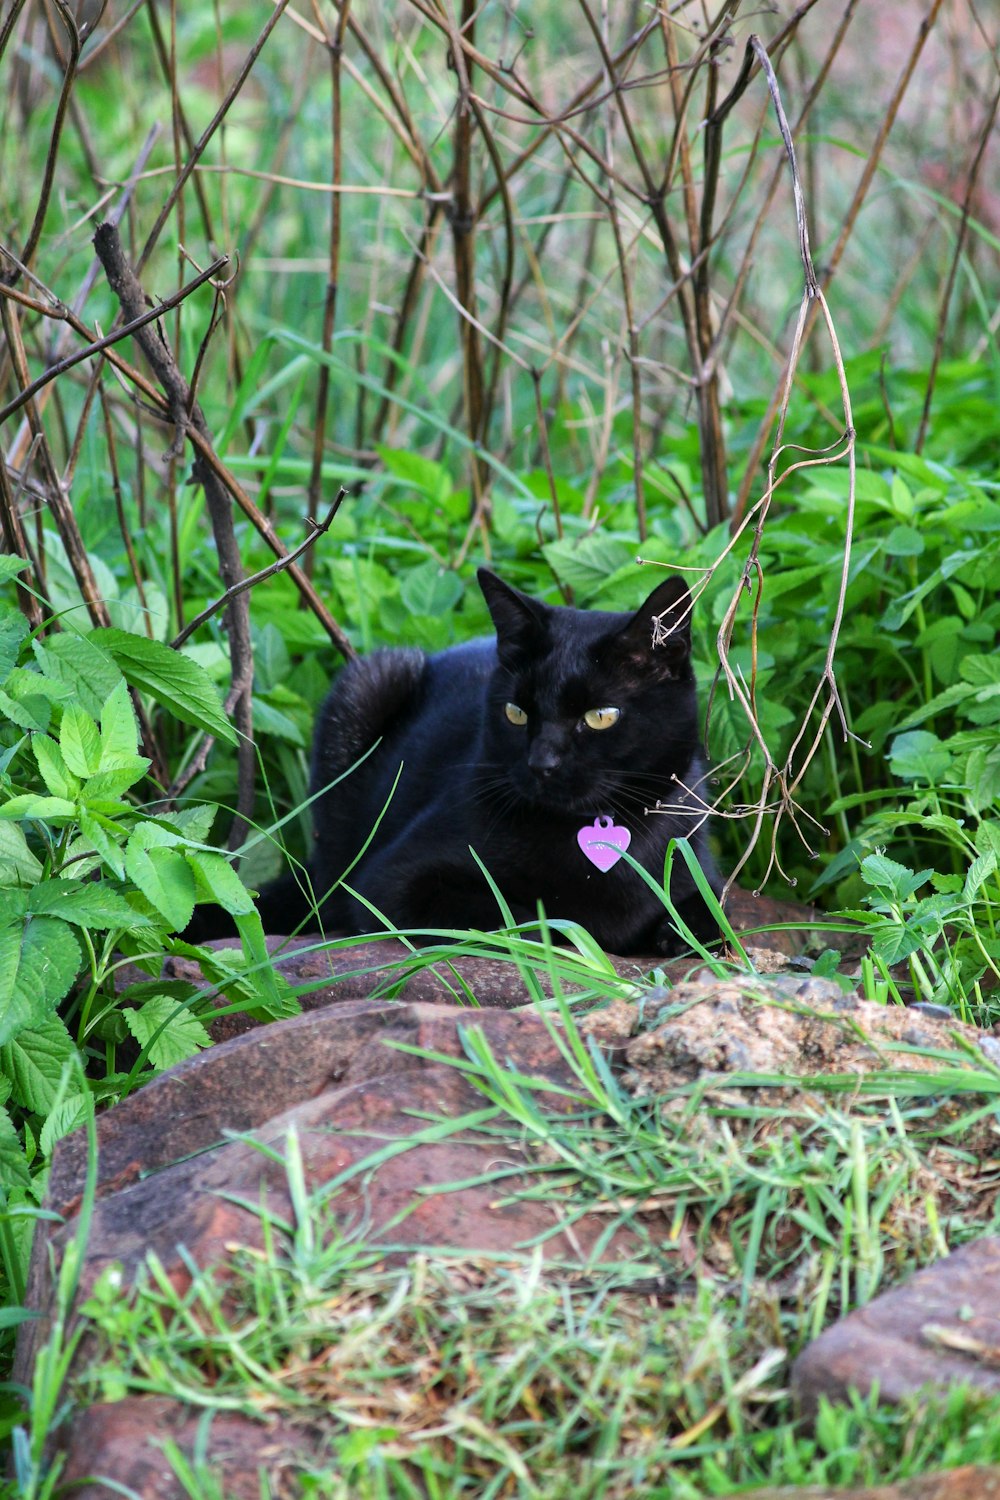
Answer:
[{"left": 478, "top": 569, "right": 548, "bottom": 668}]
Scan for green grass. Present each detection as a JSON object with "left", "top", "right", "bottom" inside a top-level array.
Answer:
[
  {"left": 2, "top": 0, "right": 1000, "bottom": 1491},
  {"left": 12, "top": 993, "right": 1000, "bottom": 1498}
]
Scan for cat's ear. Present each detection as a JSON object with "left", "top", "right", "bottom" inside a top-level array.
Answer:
[
  {"left": 478, "top": 568, "right": 548, "bottom": 668},
  {"left": 613, "top": 575, "right": 692, "bottom": 677}
]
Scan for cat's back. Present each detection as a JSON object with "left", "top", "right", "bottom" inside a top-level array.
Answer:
[{"left": 312, "top": 635, "right": 495, "bottom": 788}]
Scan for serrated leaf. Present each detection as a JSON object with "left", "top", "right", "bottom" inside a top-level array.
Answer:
[
  {"left": 99, "top": 680, "right": 140, "bottom": 765},
  {"left": 542, "top": 535, "right": 634, "bottom": 600},
  {"left": 33, "top": 632, "right": 124, "bottom": 718},
  {"left": 156, "top": 804, "right": 217, "bottom": 843},
  {"left": 895, "top": 682, "right": 977, "bottom": 731},
  {"left": 123, "top": 996, "right": 210, "bottom": 1071},
  {"left": 125, "top": 824, "right": 195, "bottom": 931},
  {"left": 0, "top": 794, "right": 77, "bottom": 822},
  {"left": 860, "top": 854, "right": 932, "bottom": 900},
  {"left": 964, "top": 851, "right": 998, "bottom": 902},
  {"left": 188, "top": 851, "right": 255, "bottom": 916},
  {"left": 82, "top": 762, "right": 150, "bottom": 800},
  {"left": 967, "top": 745, "right": 1000, "bottom": 813},
  {"left": 0, "top": 917, "right": 82, "bottom": 1046},
  {"left": 60, "top": 703, "right": 102, "bottom": 778},
  {"left": 6, "top": 667, "right": 71, "bottom": 707},
  {"left": 0, "top": 688, "right": 48, "bottom": 733},
  {"left": 91, "top": 629, "right": 237, "bottom": 745},
  {"left": 0, "top": 823, "right": 42, "bottom": 884},
  {"left": 871, "top": 924, "right": 923, "bottom": 966},
  {"left": 33, "top": 734, "right": 79, "bottom": 800},
  {"left": 976, "top": 822, "right": 1000, "bottom": 860},
  {"left": 28, "top": 880, "right": 138, "bottom": 929},
  {"left": 961, "top": 656, "right": 1000, "bottom": 688},
  {"left": 0, "top": 609, "right": 28, "bottom": 686},
  {"left": 39, "top": 1094, "right": 90, "bottom": 1157},
  {"left": 78, "top": 810, "right": 126, "bottom": 879},
  {"left": 0, "top": 1016, "right": 75, "bottom": 1113},
  {"left": 0, "top": 1106, "right": 29, "bottom": 1189}
]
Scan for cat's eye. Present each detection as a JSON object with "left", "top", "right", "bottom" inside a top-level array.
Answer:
[
  {"left": 505, "top": 702, "right": 528, "bottom": 726},
  {"left": 583, "top": 706, "right": 621, "bottom": 731}
]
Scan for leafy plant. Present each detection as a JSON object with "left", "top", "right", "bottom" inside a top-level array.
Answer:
[{"left": 0, "top": 575, "right": 296, "bottom": 1332}]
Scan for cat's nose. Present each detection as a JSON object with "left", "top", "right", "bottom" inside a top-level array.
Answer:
[{"left": 528, "top": 739, "right": 562, "bottom": 777}]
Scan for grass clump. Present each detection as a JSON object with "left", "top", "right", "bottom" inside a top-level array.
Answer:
[{"left": 37, "top": 1006, "right": 1000, "bottom": 1499}]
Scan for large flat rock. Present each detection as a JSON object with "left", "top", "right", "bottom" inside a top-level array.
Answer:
[{"left": 793, "top": 1237, "right": 1000, "bottom": 1415}]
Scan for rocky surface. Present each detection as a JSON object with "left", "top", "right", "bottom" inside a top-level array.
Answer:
[
  {"left": 56, "top": 1398, "right": 316, "bottom": 1500},
  {"left": 727, "top": 1465, "right": 1000, "bottom": 1500},
  {"left": 137, "top": 887, "right": 824, "bottom": 1044},
  {"left": 19, "top": 910, "right": 1000, "bottom": 1499},
  {"left": 16, "top": 1000, "right": 650, "bottom": 1394},
  {"left": 623, "top": 976, "right": 991, "bottom": 1105},
  {"left": 793, "top": 1236, "right": 1000, "bottom": 1415}
]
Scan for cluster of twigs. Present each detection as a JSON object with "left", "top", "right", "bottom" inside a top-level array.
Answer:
[{"left": 1, "top": 0, "right": 996, "bottom": 867}]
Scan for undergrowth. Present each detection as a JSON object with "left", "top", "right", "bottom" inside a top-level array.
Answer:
[{"left": 1, "top": 0, "right": 999, "bottom": 1492}]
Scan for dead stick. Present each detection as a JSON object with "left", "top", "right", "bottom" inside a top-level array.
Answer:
[
  {"left": 93, "top": 222, "right": 256, "bottom": 847},
  {"left": 172, "top": 490, "right": 347, "bottom": 649}
]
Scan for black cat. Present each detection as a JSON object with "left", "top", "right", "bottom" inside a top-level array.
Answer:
[{"left": 259, "top": 568, "right": 720, "bottom": 955}]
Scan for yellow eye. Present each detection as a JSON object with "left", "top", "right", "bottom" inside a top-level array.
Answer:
[
  {"left": 505, "top": 702, "right": 528, "bottom": 726},
  {"left": 583, "top": 706, "right": 620, "bottom": 731}
]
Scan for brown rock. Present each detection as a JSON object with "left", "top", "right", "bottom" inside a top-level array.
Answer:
[
  {"left": 16, "top": 1002, "right": 647, "bottom": 1393},
  {"left": 625, "top": 979, "right": 987, "bottom": 1105},
  {"left": 793, "top": 1237, "right": 1000, "bottom": 1418},
  {"left": 128, "top": 887, "right": 830, "bottom": 1045},
  {"left": 727, "top": 1464, "right": 1000, "bottom": 1499},
  {"left": 58, "top": 1397, "right": 316, "bottom": 1499}
]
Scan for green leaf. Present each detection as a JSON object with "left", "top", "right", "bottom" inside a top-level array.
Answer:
[
  {"left": 82, "top": 762, "right": 150, "bottom": 800},
  {"left": 188, "top": 851, "right": 255, "bottom": 916},
  {"left": 0, "top": 611, "right": 29, "bottom": 687},
  {"left": 961, "top": 655, "right": 1000, "bottom": 688},
  {"left": 90, "top": 629, "right": 237, "bottom": 744},
  {"left": 0, "top": 557, "right": 29, "bottom": 582},
  {"left": 400, "top": 562, "right": 464, "bottom": 617},
  {"left": 28, "top": 880, "right": 138, "bottom": 929},
  {"left": 39, "top": 1094, "right": 90, "bottom": 1157},
  {"left": 99, "top": 680, "right": 140, "bottom": 764},
  {"left": 0, "top": 794, "right": 77, "bottom": 823},
  {"left": 0, "top": 917, "right": 82, "bottom": 1046},
  {"left": 0, "top": 1015, "right": 75, "bottom": 1113},
  {"left": 889, "top": 731, "right": 953, "bottom": 785},
  {"left": 860, "top": 855, "right": 932, "bottom": 900},
  {"left": 0, "top": 687, "right": 49, "bottom": 733},
  {"left": 123, "top": 996, "right": 210, "bottom": 1071},
  {"left": 0, "top": 1105, "right": 29, "bottom": 1189},
  {"left": 542, "top": 535, "right": 634, "bottom": 599},
  {"left": 78, "top": 810, "right": 127, "bottom": 880},
  {"left": 60, "top": 703, "right": 103, "bottom": 778},
  {"left": 125, "top": 824, "right": 196, "bottom": 931},
  {"left": 33, "top": 735, "right": 79, "bottom": 800},
  {"left": 882, "top": 524, "right": 925, "bottom": 557},
  {"left": 0, "top": 823, "right": 42, "bottom": 884},
  {"left": 33, "top": 632, "right": 124, "bottom": 718},
  {"left": 966, "top": 745, "right": 1000, "bottom": 813},
  {"left": 964, "top": 851, "right": 998, "bottom": 902}
]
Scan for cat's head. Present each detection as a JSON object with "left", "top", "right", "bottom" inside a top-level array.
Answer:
[{"left": 476, "top": 569, "right": 698, "bottom": 815}]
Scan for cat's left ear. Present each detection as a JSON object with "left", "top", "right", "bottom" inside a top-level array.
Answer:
[
  {"left": 613, "top": 575, "right": 692, "bottom": 677},
  {"left": 478, "top": 568, "right": 549, "bottom": 668}
]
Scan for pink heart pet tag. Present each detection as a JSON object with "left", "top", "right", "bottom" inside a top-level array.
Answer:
[{"left": 577, "top": 815, "right": 631, "bottom": 872}]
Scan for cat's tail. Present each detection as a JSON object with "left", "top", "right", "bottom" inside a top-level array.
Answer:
[{"left": 311, "top": 647, "right": 427, "bottom": 785}]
